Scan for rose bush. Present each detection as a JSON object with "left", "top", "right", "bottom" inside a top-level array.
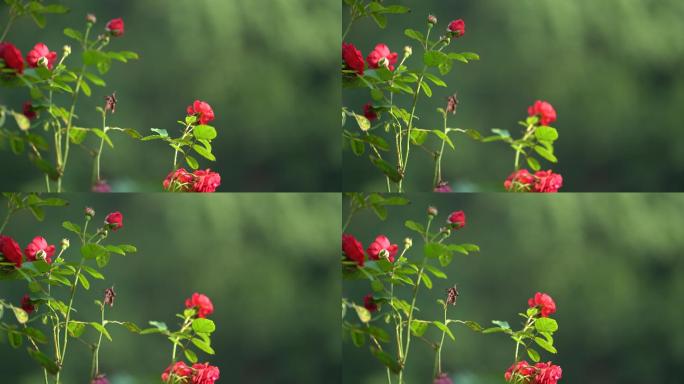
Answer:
[
  {"left": 342, "top": 1, "right": 564, "bottom": 192},
  {"left": 342, "top": 193, "right": 563, "bottom": 383},
  {"left": 0, "top": 1, "right": 222, "bottom": 192},
  {"left": 0, "top": 193, "right": 221, "bottom": 383}
]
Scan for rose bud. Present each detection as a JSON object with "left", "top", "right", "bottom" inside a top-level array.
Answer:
[
  {"left": 427, "top": 206, "right": 439, "bottom": 217},
  {"left": 104, "top": 211, "right": 123, "bottom": 231},
  {"left": 447, "top": 210, "right": 466, "bottom": 229},
  {"left": 404, "top": 237, "right": 413, "bottom": 249},
  {"left": 85, "top": 207, "right": 95, "bottom": 219},
  {"left": 105, "top": 18, "right": 124, "bottom": 37},
  {"left": 61, "top": 238, "right": 70, "bottom": 250},
  {"left": 428, "top": 15, "right": 438, "bottom": 26},
  {"left": 403, "top": 45, "right": 413, "bottom": 57},
  {"left": 86, "top": 13, "right": 97, "bottom": 24}
]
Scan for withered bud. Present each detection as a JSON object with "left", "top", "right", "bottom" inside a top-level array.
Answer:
[
  {"left": 428, "top": 206, "right": 439, "bottom": 217},
  {"left": 446, "top": 285, "right": 459, "bottom": 306},
  {"left": 104, "top": 92, "right": 117, "bottom": 114},
  {"left": 103, "top": 286, "right": 116, "bottom": 307},
  {"left": 85, "top": 207, "right": 95, "bottom": 219},
  {"left": 86, "top": 13, "right": 97, "bottom": 24},
  {"left": 446, "top": 93, "right": 459, "bottom": 115}
]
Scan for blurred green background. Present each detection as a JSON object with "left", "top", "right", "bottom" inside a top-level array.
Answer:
[
  {"left": 1, "top": 0, "right": 340, "bottom": 191},
  {"left": 343, "top": 0, "right": 684, "bottom": 192},
  {"left": 343, "top": 193, "right": 684, "bottom": 383},
  {"left": 1, "top": 192, "right": 340, "bottom": 383}
]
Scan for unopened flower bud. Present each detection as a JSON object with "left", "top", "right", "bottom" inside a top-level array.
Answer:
[
  {"left": 61, "top": 238, "right": 70, "bottom": 250},
  {"left": 62, "top": 45, "right": 71, "bottom": 57},
  {"left": 85, "top": 207, "right": 95, "bottom": 219},
  {"left": 428, "top": 206, "right": 439, "bottom": 217},
  {"left": 404, "top": 237, "right": 413, "bottom": 249},
  {"left": 428, "top": 15, "right": 438, "bottom": 26},
  {"left": 403, "top": 45, "right": 413, "bottom": 57},
  {"left": 86, "top": 13, "right": 97, "bottom": 24},
  {"left": 37, "top": 57, "right": 49, "bottom": 68}
]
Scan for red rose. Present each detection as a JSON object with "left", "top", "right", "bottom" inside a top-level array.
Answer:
[
  {"left": 448, "top": 211, "right": 466, "bottom": 229},
  {"left": 505, "top": 360, "right": 535, "bottom": 382},
  {"left": 0, "top": 42, "right": 25, "bottom": 74},
  {"left": 433, "top": 373, "right": 454, "bottom": 384},
  {"left": 192, "top": 169, "right": 221, "bottom": 193},
  {"left": 367, "top": 235, "right": 398, "bottom": 262},
  {"left": 534, "top": 170, "right": 563, "bottom": 193},
  {"left": 533, "top": 362, "right": 562, "bottom": 384},
  {"left": 527, "top": 100, "right": 557, "bottom": 126},
  {"left": 161, "top": 361, "right": 193, "bottom": 382},
  {"left": 0, "top": 235, "right": 23, "bottom": 268},
  {"left": 363, "top": 294, "right": 378, "bottom": 313},
  {"left": 104, "top": 211, "right": 123, "bottom": 231},
  {"left": 342, "top": 42, "right": 364, "bottom": 76},
  {"left": 105, "top": 18, "right": 125, "bottom": 37},
  {"left": 186, "top": 100, "right": 215, "bottom": 125},
  {"left": 448, "top": 19, "right": 466, "bottom": 37},
  {"left": 185, "top": 293, "right": 214, "bottom": 318},
  {"left": 20, "top": 294, "right": 35, "bottom": 314},
  {"left": 24, "top": 236, "right": 56, "bottom": 264},
  {"left": 191, "top": 363, "right": 220, "bottom": 384},
  {"left": 363, "top": 103, "right": 377, "bottom": 121},
  {"left": 163, "top": 168, "right": 194, "bottom": 192},
  {"left": 23, "top": 101, "right": 37, "bottom": 120},
  {"left": 504, "top": 169, "right": 535, "bottom": 191},
  {"left": 342, "top": 234, "right": 365, "bottom": 267},
  {"left": 528, "top": 292, "right": 556, "bottom": 317},
  {"left": 366, "top": 44, "right": 398, "bottom": 71},
  {"left": 26, "top": 43, "right": 57, "bottom": 69}
]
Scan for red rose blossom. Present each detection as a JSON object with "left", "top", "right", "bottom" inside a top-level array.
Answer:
[
  {"left": 105, "top": 18, "right": 125, "bottom": 37},
  {"left": 342, "top": 234, "right": 365, "bottom": 267},
  {"left": 26, "top": 43, "right": 57, "bottom": 69},
  {"left": 186, "top": 100, "right": 215, "bottom": 125},
  {"left": 342, "top": 42, "right": 364, "bottom": 76},
  {"left": 433, "top": 373, "right": 454, "bottom": 384},
  {"left": 534, "top": 362, "right": 562, "bottom": 384},
  {"left": 505, "top": 360, "right": 536, "bottom": 382},
  {"left": 185, "top": 293, "right": 214, "bottom": 318},
  {"left": 363, "top": 294, "right": 378, "bottom": 313},
  {"left": 528, "top": 292, "right": 556, "bottom": 317},
  {"left": 0, "top": 235, "right": 23, "bottom": 268},
  {"left": 161, "top": 361, "right": 193, "bottom": 382},
  {"left": 24, "top": 236, "right": 56, "bottom": 264},
  {"left": 20, "top": 294, "right": 35, "bottom": 314},
  {"left": 527, "top": 100, "right": 557, "bottom": 126},
  {"left": 191, "top": 363, "right": 220, "bottom": 384},
  {"left": 366, "top": 44, "right": 398, "bottom": 71},
  {"left": 104, "top": 211, "right": 123, "bottom": 231},
  {"left": 23, "top": 101, "right": 37, "bottom": 120},
  {"left": 0, "top": 42, "right": 25, "bottom": 74},
  {"left": 367, "top": 235, "right": 398, "bottom": 262},
  {"left": 533, "top": 170, "right": 563, "bottom": 193},
  {"left": 504, "top": 169, "right": 535, "bottom": 191},
  {"left": 163, "top": 168, "right": 194, "bottom": 192},
  {"left": 363, "top": 103, "right": 377, "bottom": 121},
  {"left": 192, "top": 169, "right": 221, "bottom": 193},
  {"left": 448, "top": 19, "right": 466, "bottom": 37},
  {"left": 448, "top": 210, "right": 466, "bottom": 229}
]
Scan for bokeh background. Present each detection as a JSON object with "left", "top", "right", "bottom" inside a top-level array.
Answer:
[
  {"left": 343, "top": 0, "right": 684, "bottom": 192},
  {"left": 0, "top": 0, "right": 340, "bottom": 192},
  {"left": 1, "top": 193, "right": 340, "bottom": 383},
  {"left": 343, "top": 193, "right": 684, "bottom": 383}
]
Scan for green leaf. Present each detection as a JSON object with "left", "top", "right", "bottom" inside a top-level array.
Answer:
[
  {"left": 82, "top": 265, "right": 104, "bottom": 280},
  {"left": 69, "top": 127, "right": 89, "bottom": 144},
  {"left": 77, "top": 273, "right": 90, "bottom": 289},
  {"left": 192, "top": 318, "right": 216, "bottom": 334},
  {"left": 362, "top": 135, "right": 389, "bottom": 152},
  {"left": 410, "top": 129, "right": 428, "bottom": 145},
  {"left": 348, "top": 138, "right": 364, "bottom": 156},
  {"left": 534, "top": 318, "right": 558, "bottom": 333},
  {"left": 354, "top": 304, "right": 371, "bottom": 323},
  {"left": 191, "top": 338, "right": 215, "bottom": 354},
  {"left": 534, "top": 146, "right": 558, "bottom": 163},
  {"left": 424, "top": 264, "right": 447, "bottom": 279},
  {"left": 535, "top": 126, "right": 559, "bottom": 142},
  {"left": 370, "top": 156, "right": 402, "bottom": 183},
  {"left": 420, "top": 272, "right": 433, "bottom": 289},
  {"left": 118, "top": 244, "right": 137, "bottom": 253},
  {"left": 67, "top": 321, "right": 86, "bottom": 338},
  {"left": 185, "top": 155, "right": 199, "bottom": 170},
  {"left": 433, "top": 321, "right": 455, "bottom": 341},
  {"left": 410, "top": 320, "right": 429, "bottom": 337},
  {"left": 350, "top": 329, "right": 365, "bottom": 347},
  {"left": 184, "top": 348, "right": 198, "bottom": 363},
  {"left": 432, "top": 130, "right": 455, "bottom": 149},
  {"left": 404, "top": 220, "right": 425, "bottom": 234},
  {"left": 81, "top": 243, "right": 108, "bottom": 260},
  {"left": 90, "top": 322, "right": 112, "bottom": 341},
  {"left": 404, "top": 28, "right": 425, "bottom": 43},
  {"left": 96, "top": 253, "right": 110, "bottom": 268},
  {"left": 193, "top": 144, "right": 216, "bottom": 161},
  {"left": 424, "top": 72, "right": 447, "bottom": 87},
  {"left": 527, "top": 347, "right": 541, "bottom": 362},
  {"left": 193, "top": 125, "right": 217, "bottom": 141},
  {"left": 424, "top": 243, "right": 450, "bottom": 259},
  {"left": 492, "top": 320, "right": 511, "bottom": 330},
  {"left": 527, "top": 156, "right": 541, "bottom": 171},
  {"left": 28, "top": 349, "right": 59, "bottom": 374},
  {"left": 13, "top": 306, "right": 29, "bottom": 324},
  {"left": 370, "top": 347, "right": 401, "bottom": 373},
  {"left": 424, "top": 51, "right": 449, "bottom": 67},
  {"left": 92, "top": 129, "right": 113, "bottom": 148},
  {"left": 79, "top": 78, "right": 92, "bottom": 96},
  {"left": 420, "top": 81, "right": 432, "bottom": 97},
  {"left": 84, "top": 72, "right": 106, "bottom": 87},
  {"left": 534, "top": 337, "right": 557, "bottom": 353},
  {"left": 63, "top": 28, "right": 83, "bottom": 41},
  {"left": 150, "top": 128, "right": 169, "bottom": 138},
  {"left": 353, "top": 113, "right": 371, "bottom": 131},
  {"left": 13, "top": 112, "right": 30, "bottom": 131}
]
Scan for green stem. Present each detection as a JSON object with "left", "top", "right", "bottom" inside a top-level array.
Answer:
[
  {"left": 514, "top": 124, "right": 536, "bottom": 171},
  {"left": 433, "top": 112, "right": 449, "bottom": 187},
  {"left": 342, "top": 17, "right": 355, "bottom": 41},
  {"left": 0, "top": 11, "right": 17, "bottom": 41},
  {"left": 93, "top": 110, "right": 108, "bottom": 184},
  {"left": 435, "top": 303, "right": 448, "bottom": 375},
  {"left": 173, "top": 124, "right": 193, "bottom": 170},
  {"left": 91, "top": 302, "right": 106, "bottom": 378},
  {"left": 171, "top": 317, "right": 192, "bottom": 363},
  {"left": 0, "top": 208, "right": 14, "bottom": 234},
  {"left": 514, "top": 316, "right": 534, "bottom": 362}
]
